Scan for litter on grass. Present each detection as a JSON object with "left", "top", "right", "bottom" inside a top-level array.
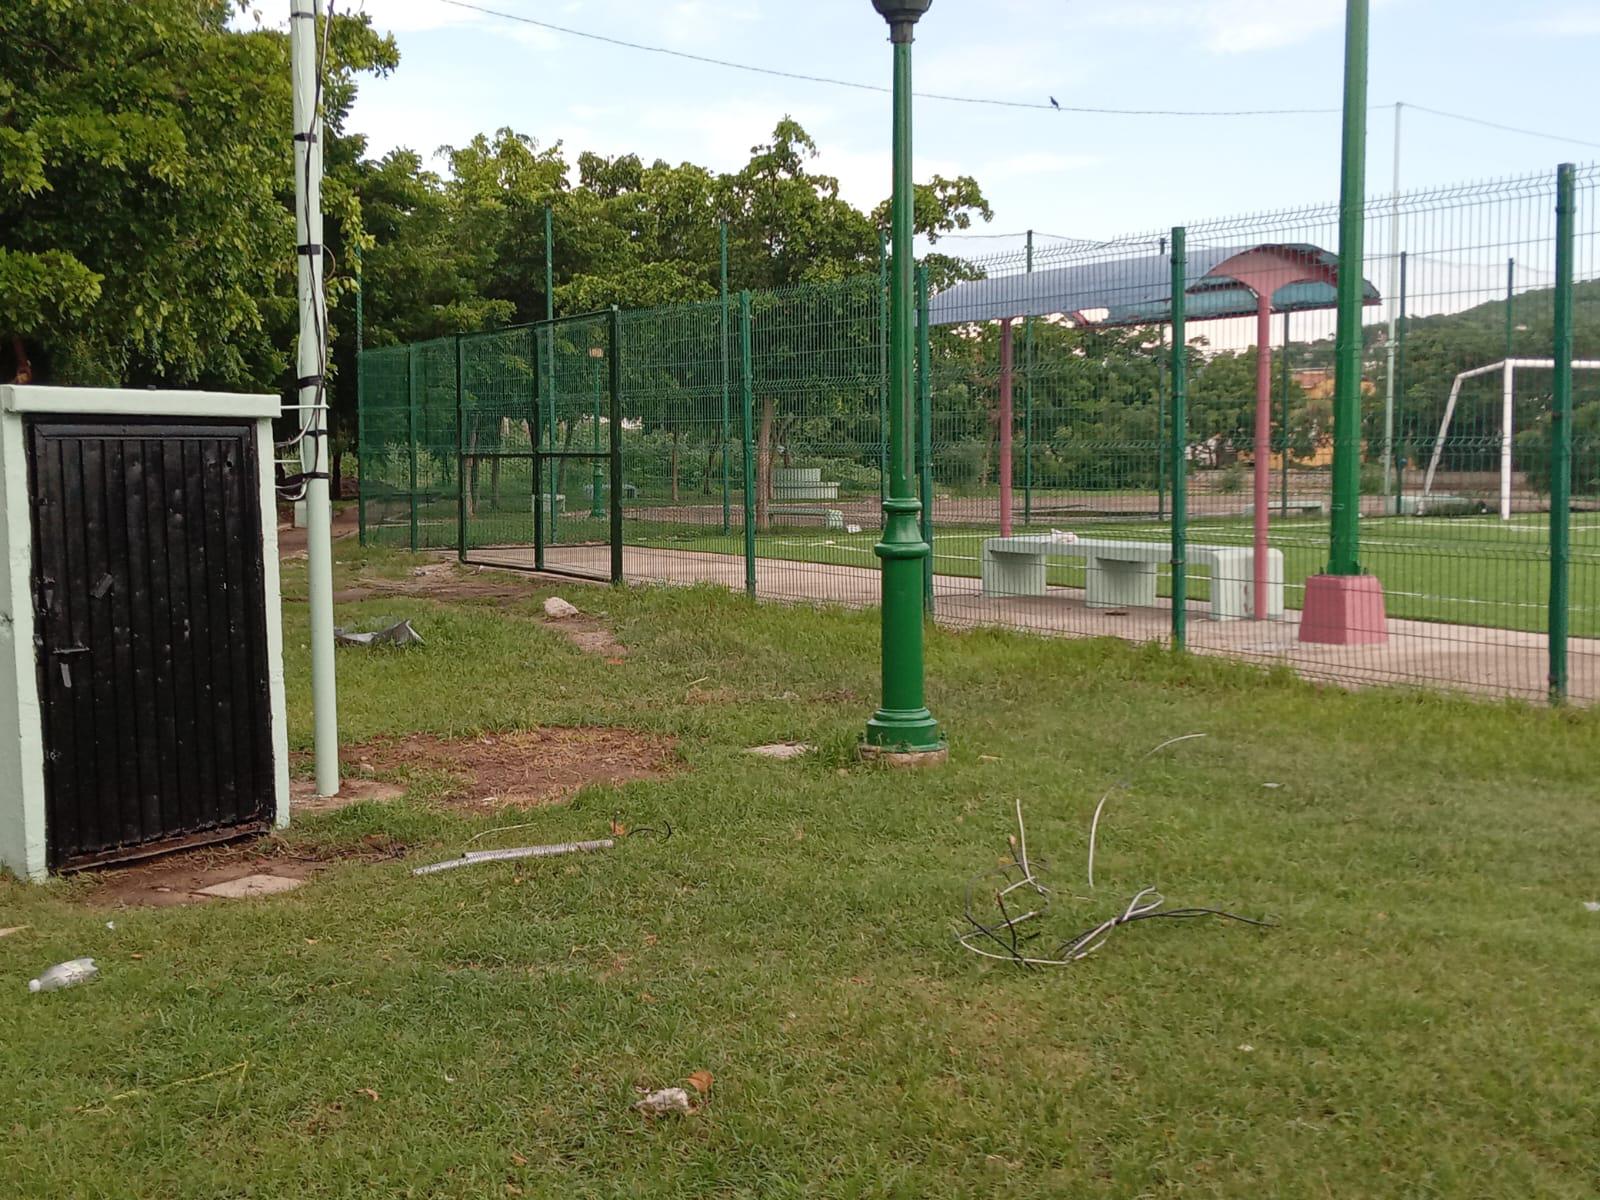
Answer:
[
  {"left": 633, "top": 1087, "right": 692, "bottom": 1116},
  {"left": 955, "top": 734, "right": 1273, "bottom": 968},
  {"left": 411, "top": 838, "right": 615, "bottom": 876},
  {"left": 543, "top": 596, "right": 581, "bottom": 619},
  {"left": 29, "top": 957, "right": 98, "bottom": 993},
  {"left": 335, "top": 619, "right": 424, "bottom": 648},
  {"left": 746, "top": 742, "right": 813, "bottom": 760}
]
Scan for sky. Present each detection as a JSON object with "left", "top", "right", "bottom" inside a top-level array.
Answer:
[{"left": 329, "top": 0, "right": 1597, "bottom": 257}]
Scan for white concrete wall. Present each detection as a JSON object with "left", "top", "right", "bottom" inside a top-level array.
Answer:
[{"left": 0, "top": 403, "right": 48, "bottom": 880}]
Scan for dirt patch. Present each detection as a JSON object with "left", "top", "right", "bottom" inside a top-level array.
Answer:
[
  {"left": 336, "top": 561, "right": 534, "bottom": 606},
  {"left": 278, "top": 505, "right": 360, "bottom": 558},
  {"left": 290, "top": 775, "right": 407, "bottom": 815},
  {"left": 78, "top": 833, "right": 407, "bottom": 909},
  {"left": 347, "top": 726, "right": 675, "bottom": 809},
  {"left": 547, "top": 615, "right": 626, "bottom": 658}
]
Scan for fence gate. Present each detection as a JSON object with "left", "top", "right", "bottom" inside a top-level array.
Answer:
[
  {"left": 460, "top": 311, "right": 622, "bottom": 580},
  {"left": 27, "top": 418, "right": 277, "bottom": 869}
]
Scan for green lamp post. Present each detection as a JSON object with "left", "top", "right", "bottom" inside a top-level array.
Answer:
[{"left": 863, "top": 0, "right": 945, "bottom": 762}]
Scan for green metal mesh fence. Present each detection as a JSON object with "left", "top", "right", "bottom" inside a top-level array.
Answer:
[{"left": 358, "top": 164, "right": 1599, "bottom": 704}]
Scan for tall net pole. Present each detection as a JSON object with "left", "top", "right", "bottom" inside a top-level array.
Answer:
[
  {"left": 864, "top": 0, "right": 941, "bottom": 758},
  {"left": 1327, "top": 0, "right": 1370, "bottom": 577}
]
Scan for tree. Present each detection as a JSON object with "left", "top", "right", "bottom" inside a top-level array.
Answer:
[{"left": 1, "top": 1, "right": 395, "bottom": 389}]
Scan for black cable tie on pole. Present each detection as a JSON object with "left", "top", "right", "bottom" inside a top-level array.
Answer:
[
  {"left": 296, "top": 374, "right": 324, "bottom": 389},
  {"left": 297, "top": 242, "right": 323, "bottom": 256},
  {"left": 293, "top": 131, "right": 319, "bottom": 144}
]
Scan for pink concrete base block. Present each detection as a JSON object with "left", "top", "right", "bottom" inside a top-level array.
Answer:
[{"left": 1299, "top": 574, "right": 1389, "bottom": 645}]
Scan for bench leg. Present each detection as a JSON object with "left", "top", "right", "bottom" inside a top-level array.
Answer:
[
  {"left": 1209, "top": 554, "right": 1250, "bottom": 621},
  {"left": 982, "top": 550, "right": 1047, "bottom": 597},
  {"left": 1246, "top": 550, "right": 1286, "bottom": 620},
  {"left": 1087, "top": 557, "right": 1157, "bottom": 609}
]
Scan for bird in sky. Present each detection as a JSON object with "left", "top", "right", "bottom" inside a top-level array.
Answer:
[{"left": 1049, "top": 96, "right": 1060, "bottom": 110}]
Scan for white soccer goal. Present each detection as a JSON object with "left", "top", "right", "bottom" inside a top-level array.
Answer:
[{"left": 1421, "top": 358, "right": 1600, "bottom": 520}]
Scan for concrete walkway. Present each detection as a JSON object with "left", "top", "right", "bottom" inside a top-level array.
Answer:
[{"left": 464, "top": 542, "right": 1595, "bottom": 704}]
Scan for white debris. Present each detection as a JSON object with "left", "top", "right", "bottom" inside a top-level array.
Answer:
[
  {"left": 1049, "top": 529, "right": 1078, "bottom": 543},
  {"left": 845, "top": 524, "right": 862, "bottom": 534},
  {"left": 1584, "top": 901, "right": 1600, "bottom": 913},
  {"left": 746, "top": 742, "right": 813, "bottom": 760},
  {"left": 543, "top": 597, "right": 581, "bottom": 619},
  {"left": 633, "top": 1087, "right": 693, "bottom": 1116}
]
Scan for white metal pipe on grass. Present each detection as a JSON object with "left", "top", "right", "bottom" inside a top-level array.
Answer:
[{"left": 292, "top": 0, "right": 339, "bottom": 797}]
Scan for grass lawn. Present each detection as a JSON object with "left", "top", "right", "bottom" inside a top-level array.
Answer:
[{"left": 11, "top": 547, "right": 1593, "bottom": 1196}]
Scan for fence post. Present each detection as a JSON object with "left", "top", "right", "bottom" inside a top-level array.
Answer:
[
  {"left": 1549, "top": 162, "right": 1576, "bottom": 703},
  {"left": 917, "top": 264, "right": 934, "bottom": 611},
  {"left": 455, "top": 334, "right": 467, "bottom": 562},
  {"left": 544, "top": 205, "right": 557, "bottom": 547},
  {"left": 1156, "top": 356, "right": 1166, "bottom": 521},
  {"left": 740, "top": 290, "right": 757, "bottom": 599},
  {"left": 407, "top": 343, "right": 419, "bottom": 552},
  {"left": 1392, "top": 252, "right": 1408, "bottom": 505},
  {"left": 532, "top": 328, "right": 545, "bottom": 571},
  {"left": 878, "top": 226, "right": 890, "bottom": 508},
  {"left": 355, "top": 246, "right": 366, "bottom": 546},
  {"left": 1024, "top": 229, "right": 1034, "bottom": 526},
  {"left": 1170, "top": 227, "right": 1188, "bottom": 651},
  {"left": 1505, "top": 257, "right": 1515, "bottom": 360},
  {"left": 609, "top": 306, "right": 625, "bottom": 584},
  {"left": 720, "top": 219, "right": 732, "bottom": 535},
  {"left": 1280, "top": 310, "right": 1290, "bottom": 515}
]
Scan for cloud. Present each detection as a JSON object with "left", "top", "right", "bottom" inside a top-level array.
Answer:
[
  {"left": 1086, "top": 0, "right": 1348, "bottom": 54},
  {"left": 1527, "top": 5, "right": 1600, "bottom": 36},
  {"left": 982, "top": 151, "right": 1100, "bottom": 178}
]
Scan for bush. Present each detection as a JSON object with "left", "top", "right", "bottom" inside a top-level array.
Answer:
[{"left": 933, "top": 439, "right": 988, "bottom": 487}]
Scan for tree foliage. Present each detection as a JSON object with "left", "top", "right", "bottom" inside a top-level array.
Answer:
[{"left": 1, "top": 0, "right": 395, "bottom": 387}]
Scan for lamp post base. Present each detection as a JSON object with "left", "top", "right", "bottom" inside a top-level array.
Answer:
[
  {"left": 858, "top": 734, "right": 949, "bottom": 768},
  {"left": 1299, "top": 573, "right": 1388, "bottom": 644}
]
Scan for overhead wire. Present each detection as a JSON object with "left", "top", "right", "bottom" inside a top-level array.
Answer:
[
  {"left": 1403, "top": 103, "right": 1600, "bottom": 152},
  {"left": 421, "top": 0, "right": 1600, "bottom": 149},
  {"left": 426, "top": 0, "right": 1338, "bottom": 117}
]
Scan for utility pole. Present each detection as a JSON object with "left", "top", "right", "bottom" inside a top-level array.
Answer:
[
  {"left": 863, "top": 0, "right": 944, "bottom": 763},
  {"left": 291, "top": 0, "right": 338, "bottom": 795}
]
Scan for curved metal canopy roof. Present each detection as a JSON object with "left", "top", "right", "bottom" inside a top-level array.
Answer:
[{"left": 926, "top": 243, "right": 1380, "bottom": 328}]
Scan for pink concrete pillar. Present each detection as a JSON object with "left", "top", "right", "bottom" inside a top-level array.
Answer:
[
  {"left": 999, "top": 318, "right": 1014, "bottom": 537},
  {"left": 1253, "top": 294, "right": 1272, "bottom": 619}
]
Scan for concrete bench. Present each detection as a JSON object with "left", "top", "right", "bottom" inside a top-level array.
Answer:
[{"left": 980, "top": 535, "right": 1283, "bottom": 621}]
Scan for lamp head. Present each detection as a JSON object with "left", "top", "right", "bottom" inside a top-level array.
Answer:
[{"left": 871, "top": 0, "right": 931, "bottom": 42}]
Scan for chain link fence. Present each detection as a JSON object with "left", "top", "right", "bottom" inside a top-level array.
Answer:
[{"left": 359, "top": 163, "right": 1598, "bottom": 704}]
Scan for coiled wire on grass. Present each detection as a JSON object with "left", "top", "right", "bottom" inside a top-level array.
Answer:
[{"left": 956, "top": 735, "right": 1273, "bottom": 968}]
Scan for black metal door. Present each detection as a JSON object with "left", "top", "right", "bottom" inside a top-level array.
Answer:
[{"left": 28, "top": 418, "right": 276, "bottom": 869}]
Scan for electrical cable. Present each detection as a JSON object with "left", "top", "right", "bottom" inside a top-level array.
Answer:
[
  {"left": 279, "top": 0, "right": 337, "bottom": 499},
  {"left": 955, "top": 738, "right": 1272, "bottom": 968},
  {"left": 1405, "top": 104, "right": 1600, "bottom": 152},
  {"left": 425, "top": 0, "right": 1341, "bottom": 117},
  {"left": 422, "top": 0, "right": 1600, "bottom": 149}
]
